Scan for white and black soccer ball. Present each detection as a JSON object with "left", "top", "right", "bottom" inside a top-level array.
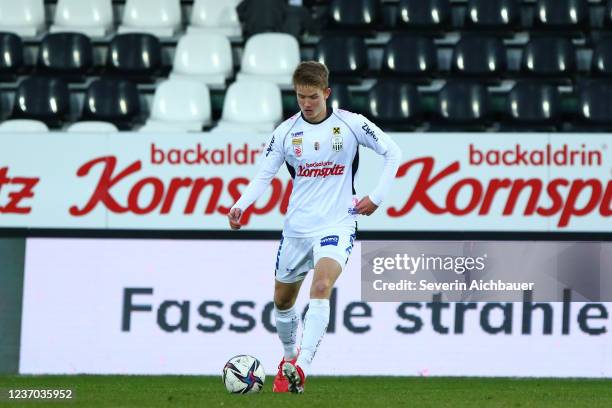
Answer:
[{"left": 222, "top": 355, "right": 265, "bottom": 394}]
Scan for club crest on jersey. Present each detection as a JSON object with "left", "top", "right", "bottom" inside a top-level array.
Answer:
[
  {"left": 314, "top": 141, "right": 320, "bottom": 150},
  {"left": 331, "top": 135, "right": 343, "bottom": 152}
]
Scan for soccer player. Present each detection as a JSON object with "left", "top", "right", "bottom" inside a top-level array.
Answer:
[{"left": 228, "top": 61, "right": 401, "bottom": 393}]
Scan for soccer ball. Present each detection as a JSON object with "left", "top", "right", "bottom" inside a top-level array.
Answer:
[{"left": 222, "top": 355, "right": 265, "bottom": 394}]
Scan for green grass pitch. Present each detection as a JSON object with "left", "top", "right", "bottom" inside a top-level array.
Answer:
[{"left": 1, "top": 376, "right": 612, "bottom": 407}]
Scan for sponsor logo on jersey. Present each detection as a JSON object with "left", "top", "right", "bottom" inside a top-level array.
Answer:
[
  {"left": 320, "top": 235, "right": 339, "bottom": 247},
  {"left": 362, "top": 123, "right": 378, "bottom": 142},
  {"left": 333, "top": 127, "right": 341, "bottom": 135},
  {"left": 292, "top": 131, "right": 303, "bottom": 138},
  {"left": 296, "top": 163, "right": 345, "bottom": 178},
  {"left": 332, "top": 135, "right": 343, "bottom": 152},
  {"left": 265, "top": 135, "right": 275, "bottom": 157}
]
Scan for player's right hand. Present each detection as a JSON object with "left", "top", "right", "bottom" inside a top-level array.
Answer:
[{"left": 228, "top": 207, "right": 242, "bottom": 230}]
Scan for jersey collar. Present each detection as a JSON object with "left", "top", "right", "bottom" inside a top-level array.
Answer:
[{"left": 301, "top": 107, "right": 334, "bottom": 125}]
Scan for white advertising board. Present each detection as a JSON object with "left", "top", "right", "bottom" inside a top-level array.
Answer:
[{"left": 20, "top": 238, "right": 612, "bottom": 377}]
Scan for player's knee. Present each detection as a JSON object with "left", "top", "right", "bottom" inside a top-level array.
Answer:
[
  {"left": 273, "top": 289, "right": 296, "bottom": 310},
  {"left": 311, "top": 279, "right": 332, "bottom": 298},
  {"left": 274, "top": 298, "right": 295, "bottom": 310}
]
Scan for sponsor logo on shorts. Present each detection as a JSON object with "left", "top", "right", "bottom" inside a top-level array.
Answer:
[{"left": 320, "top": 235, "right": 339, "bottom": 247}]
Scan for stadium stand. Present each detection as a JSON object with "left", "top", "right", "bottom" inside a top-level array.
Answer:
[{"left": 0, "top": 0, "right": 610, "bottom": 132}]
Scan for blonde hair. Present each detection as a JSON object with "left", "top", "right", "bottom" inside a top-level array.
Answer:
[{"left": 292, "top": 61, "right": 329, "bottom": 90}]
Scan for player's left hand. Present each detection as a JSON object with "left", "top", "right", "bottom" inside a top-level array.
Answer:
[{"left": 355, "top": 196, "right": 378, "bottom": 216}]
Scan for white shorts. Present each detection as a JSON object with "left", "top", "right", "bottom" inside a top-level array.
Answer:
[{"left": 274, "top": 226, "right": 357, "bottom": 284}]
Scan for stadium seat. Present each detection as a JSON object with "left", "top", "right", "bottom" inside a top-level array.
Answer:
[
  {"left": 213, "top": 80, "right": 282, "bottom": 133},
  {"left": 37, "top": 33, "right": 93, "bottom": 78},
  {"left": 396, "top": 0, "right": 451, "bottom": 32},
  {"left": 81, "top": 79, "right": 141, "bottom": 130},
  {"left": 505, "top": 81, "right": 560, "bottom": 128},
  {"left": 521, "top": 37, "right": 576, "bottom": 79},
  {"left": 367, "top": 81, "right": 420, "bottom": 130},
  {"left": 0, "top": 33, "right": 24, "bottom": 78},
  {"left": 10, "top": 77, "right": 70, "bottom": 128},
  {"left": 107, "top": 33, "right": 162, "bottom": 80},
  {"left": 144, "top": 79, "right": 211, "bottom": 131},
  {"left": 170, "top": 33, "right": 233, "bottom": 87},
  {"left": 381, "top": 35, "right": 437, "bottom": 80},
  {"left": 51, "top": 0, "right": 113, "bottom": 37},
  {"left": 464, "top": 0, "right": 520, "bottom": 31},
  {"left": 119, "top": 0, "right": 181, "bottom": 37},
  {"left": 435, "top": 81, "right": 489, "bottom": 128},
  {"left": 533, "top": 0, "right": 587, "bottom": 31},
  {"left": 328, "top": 84, "right": 352, "bottom": 111},
  {"left": 236, "top": 33, "right": 300, "bottom": 87},
  {"left": 591, "top": 38, "right": 612, "bottom": 77},
  {"left": 576, "top": 81, "right": 612, "bottom": 129},
  {"left": 188, "top": 0, "right": 242, "bottom": 37},
  {"left": 0, "top": 0, "right": 45, "bottom": 37},
  {"left": 327, "top": 0, "right": 380, "bottom": 30},
  {"left": 451, "top": 36, "right": 507, "bottom": 79},
  {"left": 0, "top": 119, "right": 49, "bottom": 132},
  {"left": 314, "top": 37, "right": 368, "bottom": 78},
  {"left": 67, "top": 121, "right": 119, "bottom": 132}
]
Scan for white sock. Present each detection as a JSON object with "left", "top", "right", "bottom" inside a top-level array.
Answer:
[
  {"left": 296, "top": 299, "right": 330, "bottom": 374},
  {"left": 274, "top": 305, "right": 299, "bottom": 360}
]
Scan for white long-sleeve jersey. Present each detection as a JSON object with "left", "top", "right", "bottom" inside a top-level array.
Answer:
[{"left": 232, "top": 108, "right": 402, "bottom": 237}]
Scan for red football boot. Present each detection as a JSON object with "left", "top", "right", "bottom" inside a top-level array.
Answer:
[
  {"left": 282, "top": 361, "right": 306, "bottom": 394},
  {"left": 272, "top": 350, "right": 299, "bottom": 393}
]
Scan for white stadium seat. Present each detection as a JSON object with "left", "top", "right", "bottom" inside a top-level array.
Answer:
[
  {"left": 0, "top": 120, "right": 49, "bottom": 132},
  {"left": 119, "top": 0, "right": 181, "bottom": 38},
  {"left": 237, "top": 33, "right": 300, "bottom": 88},
  {"left": 213, "top": 80, "right": 282, "bottom": 133},
  {"left": 188, "top": 0, "right": 241, "bottom": 37},
  {"left": 67, "top": 121, "right": 119, "bottom": 132},
  {"left": 143, "top": 79, "right": 211, "bottom": 132},
  {"left": 51, "top": 0, "right": 114, "bottom": 38},
  {"left": 169, "top": 33, "right": 233, "bottom": 87},
  {"left": 0, "top": 0, "right": 45, "bottom": 37}
]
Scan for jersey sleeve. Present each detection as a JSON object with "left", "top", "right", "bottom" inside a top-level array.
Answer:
[
  {"left": 352, "top": 114, "right": 402, "bottom": 206},
  {"left": 231, "top": 131, "right": 285, "bottom": 211}
]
